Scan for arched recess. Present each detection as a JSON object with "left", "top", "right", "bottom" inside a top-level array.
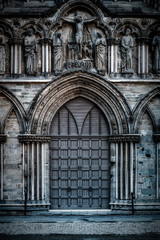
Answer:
[
  {"left": 0, "top": 85, "right": 26, "bottom": 133},
  {"left": 28, "top": 72, "right": 131, "bottom": 135},
  {"left": 48, "top": 0, "right": 112, "bottom": 39},
  {"left": 133, "top": 87, "right": 160, "bottom": 133},
  {"left": 3, "top": 108, "right": 22, "bottom": 200},
  {"left": 50, "top": 97, "right": 110, "bottom": 209},
  {"left": 137, "top": 110, "right": 156, "bottom": 200}
]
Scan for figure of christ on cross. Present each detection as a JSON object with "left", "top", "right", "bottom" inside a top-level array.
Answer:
[{"left": 62, "top": 14, "right": 96, "bottom": 59}]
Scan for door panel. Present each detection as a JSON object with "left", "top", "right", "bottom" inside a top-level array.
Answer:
[{"left": 50, "top": 97, "right": 110, "bottom": 209}]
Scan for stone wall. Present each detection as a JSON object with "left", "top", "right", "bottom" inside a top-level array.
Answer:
[{"left": 0, "top": 0, "right": 160, "bottom": 213}]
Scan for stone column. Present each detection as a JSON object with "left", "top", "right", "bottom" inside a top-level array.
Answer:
[
  {"left": 109, "top": 135, "right": 140, "bottom": 208},
  {"left": 40, "top": 38, "right": 51, "bottom": 77},
  {"left": 18, "top": 135, "right": 51, "bottom": 206},
  {"left": 9, "top": 38, "right": 22, "bottom": 77},
  {"left": 108, "top": 38, "right": 119, "bottom": 78},
  {"left": 153, "top": 134, "right": 160, "bottom": 200},
  {"left": 137, "top": 38, "right": 149, "bottom": 78},
  {"left": 0, "top": 135, "right": 6, "bottom": 200}
]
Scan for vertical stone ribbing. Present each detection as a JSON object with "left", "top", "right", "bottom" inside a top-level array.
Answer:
[
  {"left": 125, "top": 142, "right": 129, "bottom": 200},
  {"left": 0, "top": 143, "right": 3, "bottom": 200},
  {"left": 115, "top": 142, "right": 119, "bottom": 199}
]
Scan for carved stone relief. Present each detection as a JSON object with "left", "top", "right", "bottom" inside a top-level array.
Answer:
[
  {"left": 53, "top": 32, "right": 63, "bottom": 75},
  {"left": 24, "top": 27, "right": 37, "bottom": 75},
  {"left": 152, "top": 26, "right": 160, "bottom": 76},
  {"left": 95, "top": 32, "right": 106, "bottom": 75},
  {"left": 121, "top": 27, "right": 134, "bottom": 74}
]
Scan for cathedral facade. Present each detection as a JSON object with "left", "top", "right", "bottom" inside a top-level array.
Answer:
[{"left": 0, "top": 0, "right": 160, "bottom": 213}]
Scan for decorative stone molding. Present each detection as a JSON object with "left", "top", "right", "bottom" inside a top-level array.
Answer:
[
  {"left": 0, "top": 134, "right": 6, "bottom": 143},
  {"left": 18, "top": 134, "right": 51, "bottom": 143},
  {"left": 153, "top": 134, "right": 160, "bottom": 142},
  {"left": 109, "top": 134, "right": 141, "bottom": 143}
]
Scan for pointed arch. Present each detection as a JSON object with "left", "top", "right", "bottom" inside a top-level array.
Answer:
[
  {"left": 133, "top": 87, "right": 160, "bottom": 133},
  {"left": 28, "top": 72, "right": 131, "bottom": 135},
  {"left": 0, "top": 85, "right": 26, "bottom": 133}
]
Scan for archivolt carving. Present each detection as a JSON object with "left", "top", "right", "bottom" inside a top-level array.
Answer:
[{"left": 28, "top": 72, "right": 131, "bottom": 135}]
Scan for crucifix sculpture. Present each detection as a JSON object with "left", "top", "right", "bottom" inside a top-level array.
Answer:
[{"left": 62, "top": 14, "right": 96, "bottom": 59}]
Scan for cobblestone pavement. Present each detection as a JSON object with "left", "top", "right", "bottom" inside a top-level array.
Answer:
[{"left": 0, "top": 215, "right": 160, "bottom": 236}]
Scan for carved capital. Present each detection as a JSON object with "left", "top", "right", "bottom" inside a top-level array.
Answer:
[
  {"left": 109, "top": 134, "right": 141, "bottom": 143},
  {"left": 39, "top": 38, "right": 52, "bottom": 45},
  {"left": 9, "top": 38, "right": 22, "bottom": 45},
  {"left": 153, "top": 134, "right": 160, "bottom": 142},
  {"left": 137, "top": 37, "right": 150, "bottom": 45},
  {"left": 18, "top": 134, "right": 51, "bottom": 143},
  {"left": 0, "top": 134, "right": 6, "bottom": 143},
  {"left": 107, "top": 38, "right": 119, "bottom": 46}
]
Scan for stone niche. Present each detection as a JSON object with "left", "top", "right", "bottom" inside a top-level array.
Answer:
[{"left": 53, "top": 9, "right": 107, "bottom": 76}]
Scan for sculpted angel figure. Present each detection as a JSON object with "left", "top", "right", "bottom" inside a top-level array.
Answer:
[
  {"left": 121, "top": 27, "right": 134, "bottom": 72},
  {"left": 152, "top": 26, "right": 160, "bottom": 73},
  {"left": 62, "top": 14, "right": 96, "bottom": 59},
  {"left": 24, "top": 28, "right": 37, "bottom": 74}
]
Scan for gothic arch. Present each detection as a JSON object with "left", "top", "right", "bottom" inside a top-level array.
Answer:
[
  {"left": 0, "top": 19, "right": 14, "bottom": 38},
  {"left": 0, "top": 85, "right": 26, "bottom": 133},
  {"left": 28, "top": 72, "right": 131, "bottom": 135},
  {"left": 133, "top": 86, "right": 160, "bottom": 133},
  {"left": 48, "top": 0, "right": 111, "bottom": 38},
  {"left": 114, "top": 20, "right": 142, "bottom": 38}
]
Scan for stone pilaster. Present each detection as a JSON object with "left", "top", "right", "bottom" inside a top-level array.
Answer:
[
  {"left": 137, "top": 37, "right": 150, "bottom": 78},
  {"left": 107, "top": 38, "right": 119, "bottom": 78},
  {"left": 18, "top": 135, "right": 51, "bottom": 203},
  {"left": 9, "top": 38, "right": 22, "bottom": 77},
  {"left": 0, "top": 135, "right": 6, "bottom": 200},
  {"left": 39, "top": 38, "right": 52, "bottom": 77},
  {"left": 109, "top": 134, "right": 140, "bottom": 207}
]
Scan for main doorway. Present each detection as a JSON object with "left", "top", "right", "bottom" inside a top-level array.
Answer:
[{"left": 50, "top": 97, "right": 110, "bottom": 209}]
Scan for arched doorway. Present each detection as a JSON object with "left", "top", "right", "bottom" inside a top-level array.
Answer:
[{"left": 50, "top": 97, "right": 110, "bottom": 209}]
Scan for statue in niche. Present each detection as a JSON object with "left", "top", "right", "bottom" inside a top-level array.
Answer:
[
  {"left": 0, "top": 35, "right": 5, "bottom": 74},
  {"left": 152, "top": 26, "right": 160, "bottom": 74},
  {"left": 62, "top": 14, "right": 96, "bottom": 59},
  {"left": 121, "top": 27, "right": 134, "bottom": 73},
  {"left": 95, "top": 32, "right": 106, "bottom": 75},
  {"left": 53, "top": 33, "right": 63, "bottom": 74},
  {"left": 24, "top": 28, "right": 37, "bottom": 74}
]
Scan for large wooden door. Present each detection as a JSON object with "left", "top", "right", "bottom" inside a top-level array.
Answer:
[{"left": 50, "top": 97, "right": 110, "bottom": 209}]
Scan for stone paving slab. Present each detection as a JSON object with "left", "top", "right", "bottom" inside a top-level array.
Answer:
[{"left": 0, "top": 215, "right": 159, "bottom": 236}]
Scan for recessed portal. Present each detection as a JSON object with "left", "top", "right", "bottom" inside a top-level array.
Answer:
[{"left": 50, "top": 97, "right": 110, "bottom": 209}]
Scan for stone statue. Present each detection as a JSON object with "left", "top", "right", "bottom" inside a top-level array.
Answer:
[
  {"left": 121, "top": 27, "right": 134, "bottom": 73},
  {"left": 53, "top": 33, "right": 63, "bottom": 73},
  {"left": 0, "top": 36, "right": 5, "bottom": 73},
  {"left": 83, "top": 40, "right": 92, "bottom": 59},
  {"left": 62, "top": 14, "right": 96, "bottom": 59},
  {"left": 152, "top": 26, "right": 160, "bottom": 74},
  {"left": 24, "top": 28, "right": 37, "bottom": 74},
  {"left": 95, "top": 33, "right": 106, "bottom": 75}
]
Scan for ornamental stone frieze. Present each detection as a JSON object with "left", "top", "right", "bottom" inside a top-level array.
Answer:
[
  {"left": 109, "top": 134, "right": 141, "bottom": 143},
  {"left": 18, "top": 135, "right": 51, "bottom": 143}
]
